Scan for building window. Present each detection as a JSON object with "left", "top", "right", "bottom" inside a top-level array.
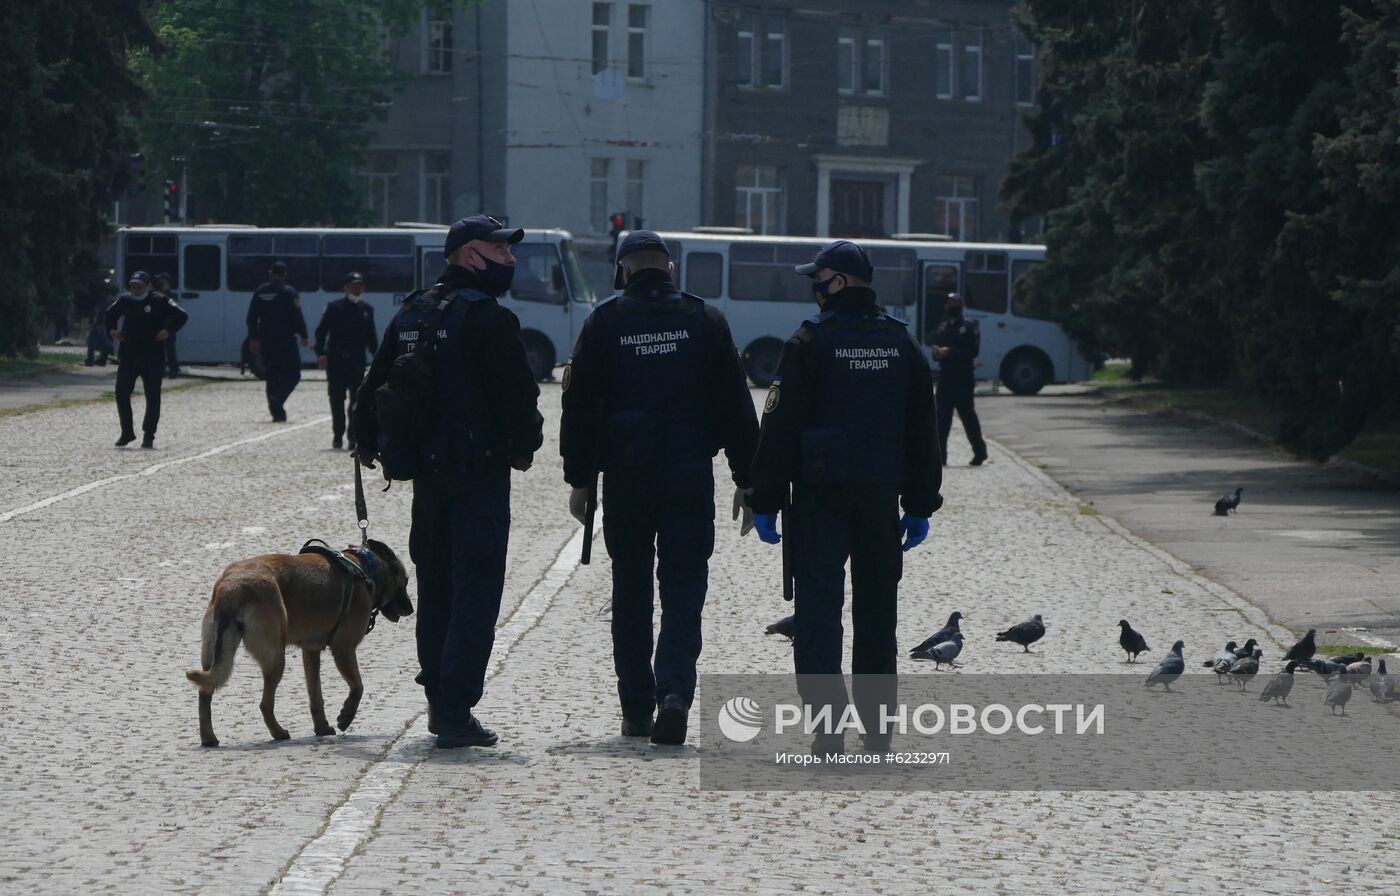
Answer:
[
  {"left": 592, "top": 3, "right": 611, "bottom": 75},
  {"left": 764, "top": 27, "right": 786, "bottom": 88},
  {"left": 934, "top": 31, "right": 954, "bottom": 99},
  {"left": 625, "top": 160, "right": 644, "bottom": 226},
  {"left": 361, "top": 152, "right": 397, "bottom": 227},
  {"left": 590, "top": 158, "right": 611, "bottom": 232},
  {"left": 837, "top": 36, "right": 856, "bottom": 93},
  {"left": 736, "top": 21, "right": 756, "bottom": 88},
  {"left": 1015, "top": 34, "right": 1036, "bottom": 105},
  {"left": 426, "top": 17, "right": 452, "bottom": 74},
  {"left": 421, "top": 152, "right": 451, "bottom": 223},
  {"left": 962, "top": 31, "right": 983, "bottom": 101},
  {"left": 627, "top": 5, "right": 647, "bottom": 80},
  {"left": 863, "top": 38, "right": 886, "bottom": 95},
  {"left": 735, "top": 165, "right": 783, "bottom": 235},
  {"left": 934, "top": 175, "right": 978, "bottom": 240}
]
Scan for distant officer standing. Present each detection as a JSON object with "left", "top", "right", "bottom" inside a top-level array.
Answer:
[
  {"left": 106, "top": 271, "right": 188, "bottom": 448},
  {"left": 748, "top": 240, "right": 942, "bottom": 753},
  {"left": 930, "top": 293, "right": 987, "bottom": 465},
  {"left": 560, "top": 232, "right": 759, "bottom": 745},
  {"left": 153, "top": 272, "right": 182, "bottom": 377},
  {"left": 355, "top": 215, "right": 543, "bottom": 749},
  {"left": 246, "top": 260, "right": 308, "bottom": 422},
  {"left": 315, "top": 272, "right": 378, "bottom": 451}
]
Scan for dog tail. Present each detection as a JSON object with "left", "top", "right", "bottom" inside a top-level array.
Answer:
[{"left": 186, "top": 608, "right": 240, "bottom": 692}]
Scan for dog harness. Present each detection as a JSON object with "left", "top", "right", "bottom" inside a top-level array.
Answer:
[{"left": 299, "top": 539, "right": 383, "bottom": 643}]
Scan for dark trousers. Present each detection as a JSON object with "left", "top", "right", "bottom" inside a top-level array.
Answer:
[
  {"left": 409, "top": 470, "right": 511, "bottom": 721},
  {"left": 792, "top": 484, "right": 902, "bottom": 745},
  {"left": 327, "top": 360, "right": 366, "bottom": 443},
  {"left": 86, "top": 325, "right": 111, "bottom": 365},
  {"left": 115, "top": 353, "right": 164, "bottom": 437},
  {"left": 164, "top": 333, "right": 179, "bottom": 376},
  {"left": 263, "top": 344, "right": 301, "bottom": 418},
  {"left": 602, "top": 459, "right": 715, "bottom": 718},
  {"left": 936, "top": 377, "right": 986, "bottom": 464}
]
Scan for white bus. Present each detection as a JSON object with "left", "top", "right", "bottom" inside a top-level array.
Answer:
[
  {"left": 114, "top": 225, "right": 596, "bottom": 380},
  {"left": 645, "top": 231, "right": 1091, "bottom": 394}
]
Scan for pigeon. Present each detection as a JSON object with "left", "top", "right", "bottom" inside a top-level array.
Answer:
[
  {"left": 1145, "top": 640, "right": 1185, "bottom": 691},
  {"left": 1211, "top": 655, "right": 1237, "bottom": 684},
  {"left": 1204, "top": 641, "right": 1239, "bottom": 668},
  {"left": 913, "top": 633, "right": 965, "bottom": 669},
  {"left": 1369, "top": 659, "right": 1394, "bottom": 703},
  {"left": 1324, "top": 672, "right": 1354, "bottom": 715},
  {"left": 910, "top": 611, "right": 963, "bottom": 656},
  {"left": 1232, "top": 638, "right": 1259, "bottom": 659},
  {"left": 1344, "top": 657, "right": 1372, "bottom": 686},
  {"left": 1258, "top": 661, "right": 1300, "bottom": 705},
  {"left": 1329, "top": 651, "right": 1365, "bottom": 666},
  {"left": 1117, "top": 620, "right": 1150, "bottom": 663},
  {"left": 1308, "top": 657, "right": 1345, "bottom": 677},
  {"left": 1282, "top": 629, "right": 1318, "bottom": 664},
  {"left": 996, "top": 615, "right": 1046, "bottom": 653},
  {"left": 1213, "top": 487, "right": 1243, "bottom": 516},
  {"left": 765, "top": 615, "right": 796, "bottom": 641},
  {"left": 1227, "top": 649, "right": 1262, "bottom": 690}
]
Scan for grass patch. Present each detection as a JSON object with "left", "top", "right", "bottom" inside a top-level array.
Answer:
[
  {"left": 1077, "top": 502, "right": 1100, "bottom": 516},
  {"left": 1335, "top": 422, "right": 1400, "bottom": 475},
  {"left": 0, "top": 351, "right": 87, "bottom": 379},
  {"left": 1314, "top": 644, "right": 1386, "bottom": 656},
  {"left": 0, "top": 379, "right": 213, "bottom": 419}
]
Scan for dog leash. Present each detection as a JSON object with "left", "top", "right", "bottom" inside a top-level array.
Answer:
[{"left": 354, "top": 457, "right": 370, "bottom": 546}]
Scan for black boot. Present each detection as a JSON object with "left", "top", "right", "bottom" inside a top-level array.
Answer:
[
  {"left": 651, "top": 694, "right": 688, "bottom": 745},
  {"left": 141, "top": 435, "right": 155, "bottom": 449},
  {"left": 622, "top": 714, "right": 654, "bottom": 738},
  {"left": 436, "top": 713, "right": 498, "bottom": 748},
  {"left": 115, "top": 432, "right": 137, "bottom": 447}
]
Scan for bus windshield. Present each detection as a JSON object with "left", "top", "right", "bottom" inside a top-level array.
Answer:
[{"left": 559, "top": 239, "right": 594, "bottom": 305}]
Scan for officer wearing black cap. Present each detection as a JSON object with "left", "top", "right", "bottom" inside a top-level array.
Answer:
[
  {"left": 315, "top": 272, "right": 378, "bottom": 450},
  {"left": 559, "top": 231, "right": 759, "bottom": 745},
  {"left": 747, "top": 239, "right": 941, "bottom": 753},
  {"left": 106, "top": 270, "right": 188, "bottom": 448},
  {"left": 355, "top": 214, "right": 543, "bottom": 749},
  {"left": 246, "top": 260, "right": 309, "bottom": 422},
  {"left": 153, "top": 272, "right": 182, "bottom": 377},
  {"left": 930, "top": 293, "right": 987, "bottom": 465}
]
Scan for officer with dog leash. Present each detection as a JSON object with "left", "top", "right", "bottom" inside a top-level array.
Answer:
[
  {"left": 355, "top": 215, "right": 543, "bottom": 749},
  {"left": 559, "top": 231, "right": 759, "bottom": 745},
  {"left": 746, "top": 240, "right": 942, "bottom": 754}
]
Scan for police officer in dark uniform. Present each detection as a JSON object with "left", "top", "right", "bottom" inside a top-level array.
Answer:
[
  {"left": 153, "top": 272, "right": 182, "bottom": 377},
  {"left": 355, "top": 215, "right": 543, "bottom": 749},
  {"left": 246, "top": 260, "right": 309, "bottom": 422},
  {"left": 315, "top": 272, "right": 378, "bottom": 450},
  {"left": 930, "top": 293, "right": 987, "bottom": 466},
  {"left": 748, "top": 240, "right": 941, "bottom": 753},
  {"left": 106, "top": 270, "right": 188, "bottom": 448},
  {"left": 559, "top": 231, "right": 759, "bottom": 745}
]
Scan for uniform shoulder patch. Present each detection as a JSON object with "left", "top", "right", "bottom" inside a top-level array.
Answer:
[
  {"left": 561, "top": 361, "right": 573, "bottom": 393},
  {"left": 763, "top": 378, "right": 781, "bottom": 415}
]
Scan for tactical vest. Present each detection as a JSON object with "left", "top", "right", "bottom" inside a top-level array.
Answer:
[
  {"left": 593, "top": 292, "right": 710, "bottom": 470},
  {"left": 800, "top": 310, "right": 911, "bottom": 486}
]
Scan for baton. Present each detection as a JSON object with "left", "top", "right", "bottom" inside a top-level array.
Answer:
[
  {"left": 781, "top": 484, "right": 793, "bottom": 602},
  {"left": 581, "top": 480, "right": 598, "bottom": 565}
]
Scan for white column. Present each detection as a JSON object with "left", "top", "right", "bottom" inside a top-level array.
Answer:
[{"left": 896, "top": 170, "right": 911, "bottom": 234}]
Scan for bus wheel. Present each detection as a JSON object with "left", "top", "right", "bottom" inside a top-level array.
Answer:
[
  {"left": 241, "top": 339, "right": 266, "bottom": 381},
  {"left": 744, "top": 339, "right": 783, "bottom": 388},
  {"left": 522, "top": 330, "right": 556, "bottom": 382},
  {"left": 1000, "top": 349, "right": 1051, "bottom": 395}
]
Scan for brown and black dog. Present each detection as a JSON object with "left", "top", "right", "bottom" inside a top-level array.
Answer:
[{"left": 185, "top": 539, "right": 413, "bottom": 747}]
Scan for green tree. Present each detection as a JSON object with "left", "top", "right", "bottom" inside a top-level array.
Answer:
[
  {"left": 135, "top": 0, "right": 432, "bottom": 226},
  {"left": 0, "top": 2, "right": 156, "bottom": 356}
]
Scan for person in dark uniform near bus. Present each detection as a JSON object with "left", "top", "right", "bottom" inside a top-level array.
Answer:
[
  {"left": 106, "top": 270, "right": 188, "bottom": 448},
  {"left": 315, "top": 271, "right": 378, "bottom": 450},
  {"left": 747, "top": 240, "right": 942, "bottom": 753},
  {"left": 246, "top": 260, "right": 308, "bottom": 422},
  {"left": 930, "top": 293, "right": 987, "bottom": 466},
  {"left": 153, "top": 272, "right": 182, "bottom": 377},
  {"left": 559, "top": 231, "right": 759, "bottom": 745},
  {"left": 355, "top": 215, "right": 543, "bottom": 749}
]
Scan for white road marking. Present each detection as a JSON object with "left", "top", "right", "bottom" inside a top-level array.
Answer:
[
  {"left": 0, "top": 416, "right": 330, "bottom": 525},
  {"left": 268, "top": 525, "right": 588, "bottom": 896}
]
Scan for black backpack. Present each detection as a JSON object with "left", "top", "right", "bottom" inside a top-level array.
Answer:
[{"left": 374, "top": 289, "right": 455, "bottom": 482}]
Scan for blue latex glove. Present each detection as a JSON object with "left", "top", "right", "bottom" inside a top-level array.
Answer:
[
  {"left": 754, "top": 513, "right": 781, "bottom": 545},
  {"left": 899, "top": 515, "right": 929, "bottom": 552}
]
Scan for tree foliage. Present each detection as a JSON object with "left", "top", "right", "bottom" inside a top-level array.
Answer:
[
  {"left": 0, "top": 2, "right": 156, "bottom": 356},
  {"left": 1005, "top": 0, "right": 1400, "bottom": 457}
]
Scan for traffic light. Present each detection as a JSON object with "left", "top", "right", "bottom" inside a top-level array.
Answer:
[
  {"left": 608, "top": 211, "right": 626, "bottom": 261},
  {"left": 126, "top": 153, "right": 146, "bottom": 199},
  {"left": 163, "top": 179, "right": 180, "bottom": 223}
]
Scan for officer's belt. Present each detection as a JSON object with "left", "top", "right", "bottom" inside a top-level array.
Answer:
[{"left": 298, "top": 538, "right": 381, "bottom": 642}]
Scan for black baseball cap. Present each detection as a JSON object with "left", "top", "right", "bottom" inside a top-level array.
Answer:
[
  {"left": 613, "top": 230, "right": 670, "bottom": 288},
  {"left": 444, "top": 214, "right": 524, "bottom": 260},
  {"left": 343, "top": 271, "right": 365, "bottom": 285},
  {"left": 269, "top": 260, "right": 288, "bottom": 274},
  {"left": 154, "top": 271, "right": 172, "bottom": 284},
  {"left": 794, "top": 240, "right": 874, "bottom": 283},
  {"left": 128, "top": 271, "right": 150, "bottom": 284}
]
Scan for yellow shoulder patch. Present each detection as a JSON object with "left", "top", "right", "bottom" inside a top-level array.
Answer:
[{"left": 561, "top": 362, "right": 573, "bottom": 393}]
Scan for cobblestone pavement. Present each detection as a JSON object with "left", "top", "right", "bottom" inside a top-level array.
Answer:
[{"left": 1, "top": 382, "right": 1395, "bottom": 894}]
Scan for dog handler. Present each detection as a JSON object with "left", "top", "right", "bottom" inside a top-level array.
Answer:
[{"left": 355, "top": 215, "right": 543, "bottom": 748}]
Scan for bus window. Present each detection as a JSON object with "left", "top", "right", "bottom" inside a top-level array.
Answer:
[
  {"left": 124, "top": 234, "right": 179, "bottom": 285},
  {"left": 685, "top": 252, "right": 723, "bottom": 298},
  {"left": 320, "top": 235, "right": 413, "bottom": 292},
  {"left": 730, "top": 242, "right": 812, "bottom": 302},
  {"left": 509, "top": 243, "right": 567, "bottom": 305},
  {"left": 865, "top": 247, "right": 918, "bottom": 306},
  {"left": 183, "top": 245, "right": 221, "bottom": 290},
  {"left": 559, "top": 239, "right": 595, "bottom": 304},
  {"left": 921, "top": 264, "right": 959, "bottom": 343},
  {"left": 229, "top": 235, "right": 319, "bottom": 292},
  {"left": 963, "top": 251, "right": 1008, "bottom": 314},
  {"left": 1011, "top": 259, "right": 1049, "bottom": 319}
]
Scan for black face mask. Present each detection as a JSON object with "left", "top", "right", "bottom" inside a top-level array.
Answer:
[
  {"left": 812, "top": 274, "right": 843, "bottom": 303},
  {"left": 471, "top": 252, "right": 516, "bottom": 297},
  {"left": 945, "top": 305, "right": 963, "bottom": 318}
]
